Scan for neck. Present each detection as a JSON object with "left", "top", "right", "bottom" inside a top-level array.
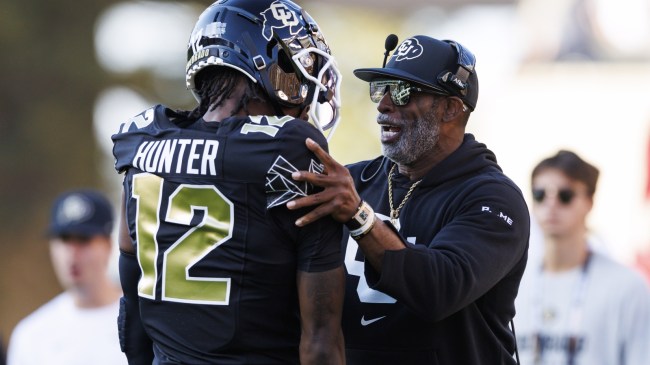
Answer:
[
  {"left": 396, "top": 163, "right": 429, "bottom": 182},
  {"left": 542, "top": 233, "right": 590, "bottom": 272}
]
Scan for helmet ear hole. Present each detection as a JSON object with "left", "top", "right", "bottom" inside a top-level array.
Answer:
[{"left": 194, "top": 67, "right": 214, "bottom": 93}]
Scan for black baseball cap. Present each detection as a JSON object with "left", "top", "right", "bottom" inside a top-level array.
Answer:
[
  {"left": 47, "top": 190, "right": 114, "bottom": 238},
  {"left": 354, "top": 35, "right": 479, "bottom": 110}
]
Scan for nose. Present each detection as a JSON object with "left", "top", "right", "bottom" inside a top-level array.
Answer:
[{"left": 377, "top": 91, "right": 395, "bottom": 114}]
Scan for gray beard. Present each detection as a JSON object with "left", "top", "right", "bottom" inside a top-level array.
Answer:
[{"left": 381, "top": 108, "right": 440, "bottom": 166}]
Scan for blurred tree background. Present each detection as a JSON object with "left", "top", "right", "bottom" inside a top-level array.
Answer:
[{"left": 0, "top": 0, "right": 116, "bottom": 346}]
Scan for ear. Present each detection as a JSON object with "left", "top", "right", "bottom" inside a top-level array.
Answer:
[{"left": 441, "top": 96, "right": 467, "bottom": 123}]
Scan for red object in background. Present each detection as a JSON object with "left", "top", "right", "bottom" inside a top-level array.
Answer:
[
  {"left": 635, "top": 250, "right": 650, "bottom": 286},
  {"left": 641, "top": 132, "right": 650, "bottom": 284}
]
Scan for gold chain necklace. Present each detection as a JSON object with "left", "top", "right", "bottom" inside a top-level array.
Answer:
[{"left": 388, "top": 164, "right": 423, "bottom": 225}]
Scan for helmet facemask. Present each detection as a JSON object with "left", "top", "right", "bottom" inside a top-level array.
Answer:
[
  {"left": 185, "top": 0, "right": 341, "bottom": 140},
  {"left": 270, "top": 28, "right": 342, "bottom": 140}
]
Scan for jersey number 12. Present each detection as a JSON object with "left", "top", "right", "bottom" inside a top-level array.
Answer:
[{"left": 132, "top": 173, "right": 233, "bottom": 305}]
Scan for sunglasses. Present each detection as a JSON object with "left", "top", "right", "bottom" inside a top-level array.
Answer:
[
  {"left": 369, "top": 80, "right": 447, "bottom": 106},
  {"left": 532, "top": 188, "right": 576, "bottom": 205}
]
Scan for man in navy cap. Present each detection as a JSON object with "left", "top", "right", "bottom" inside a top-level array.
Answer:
[
  {"left": 7, "top": 190, "right": 125, "bottom": 365},
  {"left": 288, "top": 35, "right": 530, "bottom": 364}
]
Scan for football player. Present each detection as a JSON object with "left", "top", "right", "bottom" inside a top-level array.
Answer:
[{"left": 112, "top": 1, "right": 344, "bottom": 364}]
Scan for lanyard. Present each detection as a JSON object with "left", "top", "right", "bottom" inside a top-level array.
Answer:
[{"left": 531, "top": 251, "right": 592, "bottom": 365}]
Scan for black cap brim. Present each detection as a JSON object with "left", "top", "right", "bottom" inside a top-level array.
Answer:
[{"left": 48, "top": 224, "right": 108, "bottom": 238}]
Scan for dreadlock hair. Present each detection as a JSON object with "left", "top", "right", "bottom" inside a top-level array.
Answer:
[{"left": 171, "top": 66, "right": 268, "bottom": 125}]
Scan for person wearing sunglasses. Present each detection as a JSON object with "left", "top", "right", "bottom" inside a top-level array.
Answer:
[
  {"left": 287, "top": 34, "right": 530, "bottom": 364},
  {"left": 514, "top": 150, "right": 650, "bottom": 365}
]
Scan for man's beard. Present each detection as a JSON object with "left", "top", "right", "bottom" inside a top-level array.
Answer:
[{"left": 381, "top": 108, "right": 440, "bottom": 165}]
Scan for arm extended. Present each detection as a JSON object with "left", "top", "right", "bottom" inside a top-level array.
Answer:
[
  {"left": 287, "top": 138, "right": 406, "bottom": 272},
  {"left": 297, "top": 267, "right": 346, "bottom": 365},
  {"left": 288, "top": 138, "right": 529, "bottom": 322}
]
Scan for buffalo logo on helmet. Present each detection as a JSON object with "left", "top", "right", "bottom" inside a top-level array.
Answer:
[
  {"left": 393, "top": 38, "right": 424, "bottom": 62},
  {"left": 261, "top": 1, "right": 303, "bottom": 41}
]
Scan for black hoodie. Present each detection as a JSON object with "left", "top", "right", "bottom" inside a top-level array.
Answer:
[{"left": 342, "top": 134, "right": 529, "bottom": 365}]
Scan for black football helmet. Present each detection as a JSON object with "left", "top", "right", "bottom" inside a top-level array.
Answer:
[{"left": 186, "top": 0, "right": 341, "bottom": 137}]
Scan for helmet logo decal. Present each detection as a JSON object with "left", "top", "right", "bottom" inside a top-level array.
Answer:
[
  {"left": 261, "top": 1, "right": 302, "bottom": 41},
  {"left": 393, "top": 38, "right": 423, "bottom": 62},
  {"left": 206, "top": 22, "right": 227, "bottom": 39},
  {"left": 189, "top": 22, "right": 227, "bottom": 55},
  {"left": 189, "top": 27, "right": 205, "bottom": 55}
]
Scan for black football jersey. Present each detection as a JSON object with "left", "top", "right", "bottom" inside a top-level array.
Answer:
[{"left": 112, "top": 105, "right": 342, "bottom": 364}]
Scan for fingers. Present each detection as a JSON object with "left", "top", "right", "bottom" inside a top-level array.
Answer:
[
  {"left": 291, "top": 171, "right": 333, "bottom": 191},
  {"left": 294, "top": 203, "right": 333, "bottom": 227},
  {"left": 287, "top": 195, "right": 315, "bottom": 210},
  {"left": 306, "top": 138, "right": 341, "bottom": 171},
  {"left": 305, "top": 137, "right": 329, "bottom": 160},
  {"left": 286, "top": 138, "right": 356, "bottom": 227},
  {"left": 287, "top": 193, "right": 339, "bottom": 227}
]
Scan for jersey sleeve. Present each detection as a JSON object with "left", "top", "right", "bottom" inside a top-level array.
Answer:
[
  {"left": 264, "top": 118, "right": 343, "bottom": 273},
  {"left": 366, "top": 178, "right": 530, "bottom": 322},
  {"left": 264, "top": 117, "right": 328, "bottom": 209},
  {"left": 111, "top": 105, "right": 162, "bottom": 174}
]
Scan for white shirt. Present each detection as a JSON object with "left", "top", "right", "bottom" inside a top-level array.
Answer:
[
  {"left": 7, "top": 292, "right": 126, "bottom": 365},
  {"left": 514, "top": 252, "right": 650, "bottom": 365}
]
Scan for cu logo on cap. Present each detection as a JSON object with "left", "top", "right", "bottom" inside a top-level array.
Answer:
[
  {"left": 393, "top": 38, "right": 423, "bottom": 62},
  {"left": 58, "top": 195, "right": 92, "bottom": 225},
  {"left": 261, "top": 1, "right": 301, "bottom": 41}
]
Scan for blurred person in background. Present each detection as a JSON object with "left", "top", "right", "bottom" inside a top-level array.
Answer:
[
  {"left": 515, "top": 150, "right": 650, "bottom": 364},
  {"left": 288, "top": 34, "right": 530, "bottom": 364},
  {"left": 112, "top": 0, "right": 345, "bottom": 364},
  {"left": 7, "top": 189, "right": 124, "bottom": 365}
]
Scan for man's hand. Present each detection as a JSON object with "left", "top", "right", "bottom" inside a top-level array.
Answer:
[{"left": 287, "top": 138, "right": 361, "bottom": 226}]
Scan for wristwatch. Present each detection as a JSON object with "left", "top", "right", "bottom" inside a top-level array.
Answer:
[{"left": 345, "top": 201, "right": 376, "bottom": 240}]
